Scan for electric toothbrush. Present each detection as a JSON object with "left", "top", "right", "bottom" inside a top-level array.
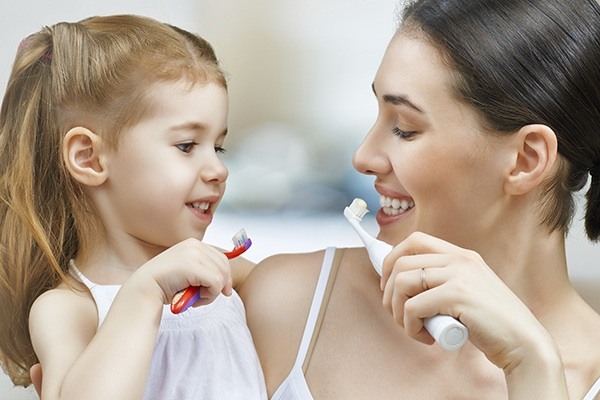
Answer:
[{"left": 344, "top": 198, "right": 468, "bottom": 350}]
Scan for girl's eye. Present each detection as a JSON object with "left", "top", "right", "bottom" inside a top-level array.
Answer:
[
  {"left": 176, "top": 142, "right": 197, "bottom": 153},
  {"left": 215, "top": 146, "right": 227, "bottom": 154},
  {"left": 392, "top": 127, "right": 418, "bottom": 140}
]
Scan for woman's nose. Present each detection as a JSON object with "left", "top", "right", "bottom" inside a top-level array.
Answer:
[{"left": 352, "top": 125, "right": 390, "bottom": 176}]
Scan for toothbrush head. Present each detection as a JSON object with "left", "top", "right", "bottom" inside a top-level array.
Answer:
[
  {"left": 347, "top": 198, "right": 369, "bottom": 220},
  {"left": 231, "top": 228, "right": 249, "bottom": 248},
  {"left": 224, "top": 229, "right": 252, "bottom": 259}
]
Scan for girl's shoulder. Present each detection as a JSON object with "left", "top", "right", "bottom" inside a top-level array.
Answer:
[
  {"left": 29, "top": 280, "right": 98, "bottom": 365},
  {"left": 30, "top": 278, "right": 96, "bottom": 319}
]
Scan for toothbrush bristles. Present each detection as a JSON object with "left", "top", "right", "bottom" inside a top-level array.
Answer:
[
  {"left": 231, "top": 228, "right": 248, "bottom": 247},
  {"left": 348, "top": 198, "right": 369, "bottom": 219}
]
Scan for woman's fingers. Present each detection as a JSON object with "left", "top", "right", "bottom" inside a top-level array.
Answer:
[
  {"left": 381, "top": 231, "right": 466, "bottom": 287},
  {"left": 382, "top": 253, "right": 454, "bottom": 309}
]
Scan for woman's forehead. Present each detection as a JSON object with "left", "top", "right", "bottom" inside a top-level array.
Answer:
[{"left": 375, "top": 33, "right": 454, "bottom": 111}]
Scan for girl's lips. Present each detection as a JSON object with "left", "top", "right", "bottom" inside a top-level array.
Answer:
[{"left": 186, "top": 204, "right": 214, "bottom": 223}]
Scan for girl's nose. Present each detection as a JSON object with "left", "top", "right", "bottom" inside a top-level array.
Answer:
[
  {"left": 201, "top": 152, "right": 229, "bottom": 184},
  {"left": 352, "top": 125, "right": 391, "bottom": 177}
]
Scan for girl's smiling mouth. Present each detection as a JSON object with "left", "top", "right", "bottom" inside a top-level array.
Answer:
[{"left": 188, "top": 201, "right": 211, "bottom": 213}]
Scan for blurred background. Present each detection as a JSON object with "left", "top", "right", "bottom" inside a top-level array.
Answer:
[{"left": 0, "top": 1, "right": 598, "bottom": 398}]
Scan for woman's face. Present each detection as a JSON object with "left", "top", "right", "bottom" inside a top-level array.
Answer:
[{"left": 353, "top": 31, "right": 513, "bottom": 247}]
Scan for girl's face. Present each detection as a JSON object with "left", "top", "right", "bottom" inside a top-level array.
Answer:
[
  {"left": 102, "top": 80, "right": 229, "bottom": 249},
  {"left": 353, "top": 32, "right": 513, "bottom": 247}
]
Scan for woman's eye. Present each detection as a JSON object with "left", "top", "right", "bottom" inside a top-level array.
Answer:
[
  {"left": 392, "top": 127, "right": 418, "bottom": 140},
  {"left": 214, "top": 146, "right": 227, "bottom": 154},
  {"left": 176, "top": 142, "right": 197, "bottom": 153}
]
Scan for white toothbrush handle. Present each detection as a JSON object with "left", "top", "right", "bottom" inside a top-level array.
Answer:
[
  {"left": 343, "top": 207, "right": 468, "bottom": 350},
  {"left": 424, "top": 314, "right": 468, "bottom": 350}
]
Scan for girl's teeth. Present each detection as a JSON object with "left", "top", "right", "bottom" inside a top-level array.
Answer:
[
  {"left": 379, "top": 195, "right": 415, "bottom": 215},
  {"left": 191, "top": 202, "right": 210, "bottom": 211}
]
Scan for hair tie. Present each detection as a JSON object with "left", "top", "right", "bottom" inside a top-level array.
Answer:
[
  {"left": 18, "top": 37, "right": 52, "bottom": 60},
  {"left": 18, "top": 38, "right": 30, "bottom": 49}
]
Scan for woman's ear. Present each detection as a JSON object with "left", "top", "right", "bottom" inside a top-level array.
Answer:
[
  {"left": 63, "top": 127, "right": 108, "bottom": 186},
  {"left": 504, "top": 124, "right": 557, "bottom": 195}
]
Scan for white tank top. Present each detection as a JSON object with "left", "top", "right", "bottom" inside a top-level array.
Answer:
[
  {"left": 585, "top": 376, "right": 600, "bottom": 400},
  {"left": 268, "top": 250, "right": 600, "bottom": 400},
  {"left": 71, "top": 261, "right": 267, "bottom": 400},
  {"left": 270, "top": 247, "right": 338, "bottom": 400}
]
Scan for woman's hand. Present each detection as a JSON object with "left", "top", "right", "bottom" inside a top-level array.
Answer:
[
  {"left": 380, "top": 232, "right": 568, "bottom": 398},
  {"left": 127, "top": 238, "right": 233, "bottom": 308}
]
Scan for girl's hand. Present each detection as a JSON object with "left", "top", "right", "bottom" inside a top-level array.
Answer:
[
  {"left": 380, "top": 232, "right": 559, "bottom": 372},
  {"left": 128, "top": 238, "right": 233, "bottom": 308}
]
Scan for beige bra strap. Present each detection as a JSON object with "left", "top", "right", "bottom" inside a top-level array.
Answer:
[{"left": 302, "top": 247, "right": 345, "bottom": 373}]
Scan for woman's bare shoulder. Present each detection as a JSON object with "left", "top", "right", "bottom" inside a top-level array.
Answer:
[
  {"left": 239, "top": 249, "right": 328, "bottom": 394},
  {"left": 239, "top": 250, "right": 326, "bottom": 300}
]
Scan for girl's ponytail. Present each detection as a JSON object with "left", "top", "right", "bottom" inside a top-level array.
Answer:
[{"left": 0, "top": 30, "right": 75, "bottom": 386}]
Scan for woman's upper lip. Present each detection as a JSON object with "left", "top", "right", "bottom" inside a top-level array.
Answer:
[{"left": 374, "top": 184, "right": 411, "bottom": 200}]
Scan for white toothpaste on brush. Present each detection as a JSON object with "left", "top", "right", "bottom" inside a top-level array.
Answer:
[{"left": 343, "top": 198, "right": 468, "bottom": 350}]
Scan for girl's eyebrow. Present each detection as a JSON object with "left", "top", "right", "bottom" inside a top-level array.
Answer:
[
  {"left": 170, "top": 121, "right": 228, "bottom": 137},
  {"left": 371, "top": 82, "right": 425, "bottom": 114}
]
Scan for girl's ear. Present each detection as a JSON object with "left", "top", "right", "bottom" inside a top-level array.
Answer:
[
  {"left": 504, "top": 124, "right": 557, "bottom": 195},
  {"left": 63, "top": 127, "right": 108, "bottom": 186}
]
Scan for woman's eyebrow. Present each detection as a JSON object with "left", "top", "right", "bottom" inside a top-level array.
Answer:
[{"left": 371, "top": 82, "right": 425, "bottom": 114}]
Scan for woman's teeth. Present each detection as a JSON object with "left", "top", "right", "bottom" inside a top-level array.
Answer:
[
  {"left": 379, "top": 195, "right": 414, "bottom": 215},
  {"left": 190, "top": 202, "right": 210, "bottom": 212}
]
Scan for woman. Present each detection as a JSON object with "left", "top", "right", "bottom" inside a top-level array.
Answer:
[{"left": 240, "top": 0, "right": 600, "bottom": 398}]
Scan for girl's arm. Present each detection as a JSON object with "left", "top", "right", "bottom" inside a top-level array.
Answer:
[
  {"left": 30, "top": 238, "right": 233, "bottom": 400},
  {"left": 30, "top": 273, "right": 167, "bottom": 400}
]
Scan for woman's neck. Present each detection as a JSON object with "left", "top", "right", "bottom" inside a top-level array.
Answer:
[{"left": 475, "top": 221, "right": 570, "bottom": 317}]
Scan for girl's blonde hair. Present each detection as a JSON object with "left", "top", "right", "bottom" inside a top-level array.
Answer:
[{"left": 0, "top": 14, "right": 227, "bottom": 386}]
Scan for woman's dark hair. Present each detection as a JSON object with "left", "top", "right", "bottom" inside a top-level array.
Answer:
[{"left": 401, "top": 0, "right": 600, "bottom": 241}]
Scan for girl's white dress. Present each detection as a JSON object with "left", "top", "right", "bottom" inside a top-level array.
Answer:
[{"left": 71, "top": 262, "right": 267, "bottom": 400}]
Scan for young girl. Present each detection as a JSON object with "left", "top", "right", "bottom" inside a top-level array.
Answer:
[{"left": 0, "top": 15, "right": 266, "bottom": 399}]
